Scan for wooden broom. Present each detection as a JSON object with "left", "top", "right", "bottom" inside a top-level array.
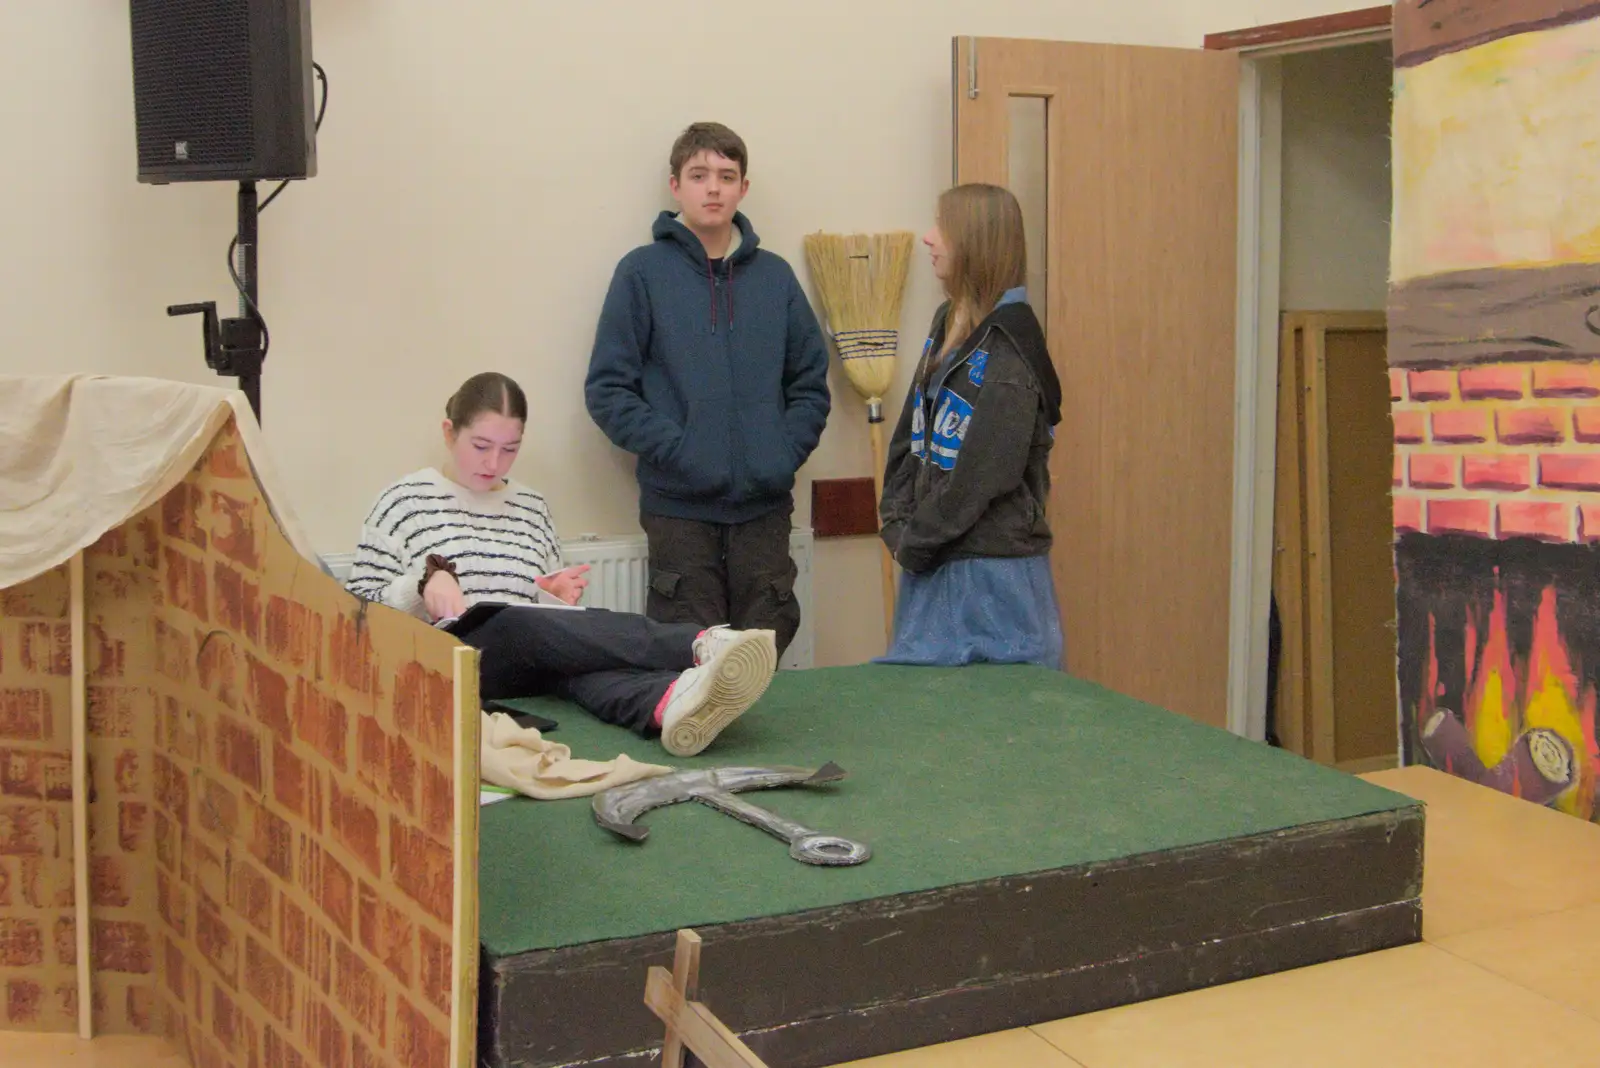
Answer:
[{"left": 803, "top": 230, "right": 914, "bottom": 645}]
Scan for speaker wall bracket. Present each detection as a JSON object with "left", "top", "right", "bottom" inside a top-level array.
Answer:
[{"left": 166, "top": 182, "right": 266, "bottom": 421}]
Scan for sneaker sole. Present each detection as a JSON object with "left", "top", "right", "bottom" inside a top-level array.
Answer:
[{"left": 663, "top": 630, "right": 778, "bottom": 757}]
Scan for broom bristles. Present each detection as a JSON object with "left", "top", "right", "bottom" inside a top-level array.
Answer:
[{"left": 803, "top": 231, "right": 914, "bottom": 402}]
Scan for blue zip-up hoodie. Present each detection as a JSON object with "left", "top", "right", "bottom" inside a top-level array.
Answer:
[{"left": 585, "top": 211, "right": 832, "bottom": 524}]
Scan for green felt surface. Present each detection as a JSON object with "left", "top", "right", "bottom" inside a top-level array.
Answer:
[{"left": 478, "top": 664, "right": 1417, "bottom": 957}]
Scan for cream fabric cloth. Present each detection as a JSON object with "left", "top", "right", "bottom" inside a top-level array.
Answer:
[
  {"left": 0, "top": 373, "right": 318, "bottom": 587},
  {"left": 479, "top": 711, "right": 673, "bottom": 799}
]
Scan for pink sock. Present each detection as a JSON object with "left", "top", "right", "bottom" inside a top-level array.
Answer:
[{"left": 652, "top": 680, "right": 677, "bottom": 727}]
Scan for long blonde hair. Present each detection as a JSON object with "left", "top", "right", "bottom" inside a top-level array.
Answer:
[{"left": 934, "top": 183, "right": 1027, "bottom": 359}]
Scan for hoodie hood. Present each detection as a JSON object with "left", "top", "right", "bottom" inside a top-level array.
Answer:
[
  {"left": 652, "top": 211, "right": 760, "bottom": 333},
  {"left": 929, "top": 292, "right": 1061, "bottom": 426},
  {"left": 652, "top": 209, "right": 759, "bottom": 260},
  {"left": 985, "top": 299, "right": 1062, "bottom": 426}
]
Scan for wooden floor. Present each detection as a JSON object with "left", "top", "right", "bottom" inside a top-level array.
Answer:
[{"left": 7, "top": 766, "right": 1600, "bottom": 1068}]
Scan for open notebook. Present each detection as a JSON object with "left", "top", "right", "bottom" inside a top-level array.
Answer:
[{"left": 481, "top": 783, "right": 517, "bottom": 806}]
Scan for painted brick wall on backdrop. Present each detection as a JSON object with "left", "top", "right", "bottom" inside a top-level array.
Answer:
[
  {"left": 0, "top": 514, "right": 166, "bottom": 1035},
  {"left": 1391, "top": 361, "right": 1600, "bottom": 543},
  {"left": 1387, "top": 0, "right": 1600, "bottom": 820},
  {"left": 146, "top": 422, "right": 462, "bottom": 1068},
  {"left": 85, "top": 510, "right": 165, "bottom": 1035},
  {"left": 0, "top": 417, "right": 467, "bottom": 1067},
  {"left": 0, "top": 565, "right": 78, "bottom": 1032}
]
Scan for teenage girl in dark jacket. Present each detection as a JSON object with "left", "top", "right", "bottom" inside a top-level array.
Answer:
[{"left": 877, "top": 183, "right": 1063, "bottom": 668}]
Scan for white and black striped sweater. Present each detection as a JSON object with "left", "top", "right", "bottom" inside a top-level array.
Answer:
[{"left": 345, "top": 468, "right": 565, "bottom": 619}]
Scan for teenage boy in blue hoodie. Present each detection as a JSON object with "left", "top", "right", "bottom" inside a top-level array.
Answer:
[{"left": 586, "top": 122, "right": 831, "bottom": 657}]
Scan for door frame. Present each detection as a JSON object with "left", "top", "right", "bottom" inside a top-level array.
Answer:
[{"left": 1209, "top": 9, "right": 1392, "bottom": 741}]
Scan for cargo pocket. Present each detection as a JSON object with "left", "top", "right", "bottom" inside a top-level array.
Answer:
[
  {"left": 646, "top": 569, "right": 684, "bottom": 623},
  {"left": 751, "top": 562, "right": 800, "bottom": 653},
  {"left": 768, "top": 566, "right": 795, "bottom": 604}
]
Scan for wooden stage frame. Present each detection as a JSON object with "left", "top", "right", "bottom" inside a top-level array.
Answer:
[{"left": 481, "top": 804, "right": 1422, "bottom": 1067}]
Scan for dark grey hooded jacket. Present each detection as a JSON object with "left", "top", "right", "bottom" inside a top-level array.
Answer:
[{"left": 879, "top": 292, "right": 1061, "bottom": 574}]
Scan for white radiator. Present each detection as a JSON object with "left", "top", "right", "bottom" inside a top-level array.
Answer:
[{"left": 322, "top": 529, "right": 814, "bottom": 670}]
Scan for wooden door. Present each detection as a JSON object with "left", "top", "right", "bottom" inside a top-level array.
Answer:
[{"left": 953, "top": 38, "right": 1240, "bottom": 727}]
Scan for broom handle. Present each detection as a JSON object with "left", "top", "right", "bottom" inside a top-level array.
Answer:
[{"left": 869, "top": 417, "right": 896, "bottom": 647}]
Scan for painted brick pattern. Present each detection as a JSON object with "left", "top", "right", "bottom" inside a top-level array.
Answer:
[
  {"left": 1, "top": 418, "right": 465, "bottom": 1063},
  {"left": 1392, "top": 361, "right": 1600, "bottom": 542},
  {"left": 142, "top": 422, "right": 460, "bottom": 1068},
  {"left": 84, "top": 513, "right": 164, "bottom": 1036},
  {"left": 0, "top": 501, "right": 168, "bottom": 1036},
  {"left": 0, "top": 564, "right": 78, "bottom": 1032}
]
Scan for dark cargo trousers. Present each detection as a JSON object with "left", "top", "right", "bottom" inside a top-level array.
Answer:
[{"left": 640, "top": 503, "right": 800, "bottom": 657}]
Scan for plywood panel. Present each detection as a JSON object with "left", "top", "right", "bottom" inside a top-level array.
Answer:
[
  {"left": 1272, "top": 321, "right": 1308, "bottom": 756},
  {"left": 955, "top": 38, "right": 1239, "bottom": 726},
  {"left": 1323, "top": 326, "right": 1398, "bottom": 763},
  {"left": 140, "top": 420, "right": 468, "bottom": 1068},
  {"left": 2, "top": 414, "right": 481, "bottom": 1065},
  {"left": 83, "top": 511, "right": 166, "bottom": 1037},
  {"left": 0, "top": 565, "right": 82, "bottom": 1033},
  {"left": 1301, "top": 321, "right": 1335, "bottom": 762}
]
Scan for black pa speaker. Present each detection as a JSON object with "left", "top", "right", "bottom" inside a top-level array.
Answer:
[{"left": 128, "top": 0, "right": 317, "bottom": 184}]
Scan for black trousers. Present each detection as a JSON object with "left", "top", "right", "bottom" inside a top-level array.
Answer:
[
  {"left": 458, "top": 606, "right": 702, "bottom": 735},
  {"left": 641, "top": 503, "right": 801, "bottom": 657}
]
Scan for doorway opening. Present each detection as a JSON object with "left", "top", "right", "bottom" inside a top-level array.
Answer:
[{"left": 1213, "top": 12, "right": 1398, "bottom": 771}]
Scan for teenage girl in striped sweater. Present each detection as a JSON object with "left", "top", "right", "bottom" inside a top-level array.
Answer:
[{"left": 345, "top": 372, "right": 777, "bottom": 756}]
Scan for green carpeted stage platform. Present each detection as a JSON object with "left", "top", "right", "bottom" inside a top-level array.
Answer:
[{"left": 478, "top": 664, "right": 1422, "bottom": 1068}]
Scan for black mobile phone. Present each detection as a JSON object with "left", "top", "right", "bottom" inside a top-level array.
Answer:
[{"left": 483, "top": 700, "right": 558, "bottom": 733}]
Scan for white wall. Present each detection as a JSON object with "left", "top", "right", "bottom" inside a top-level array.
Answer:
[
  {"left": 1280, "top": 41, "right": 1394, "bottom": 310},
  {"left": 0, "top": 0, "right": 1361, "bottom": 666}
]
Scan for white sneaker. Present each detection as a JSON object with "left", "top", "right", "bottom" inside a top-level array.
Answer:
[
  {"left": 661, "top": 628, "right": 778, "bottom": 756},
  {"left": 692, "top": 624, "right": 747, "bottom": 666}
]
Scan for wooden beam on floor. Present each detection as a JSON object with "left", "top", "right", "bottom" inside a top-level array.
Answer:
[{"left": 646, "top": 929, "right": 767, "bottom": 1068}]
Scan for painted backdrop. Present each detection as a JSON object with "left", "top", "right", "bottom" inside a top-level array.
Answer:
[{"left": 1391, "top": 1, "right": 1600, "bottom": 819}]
